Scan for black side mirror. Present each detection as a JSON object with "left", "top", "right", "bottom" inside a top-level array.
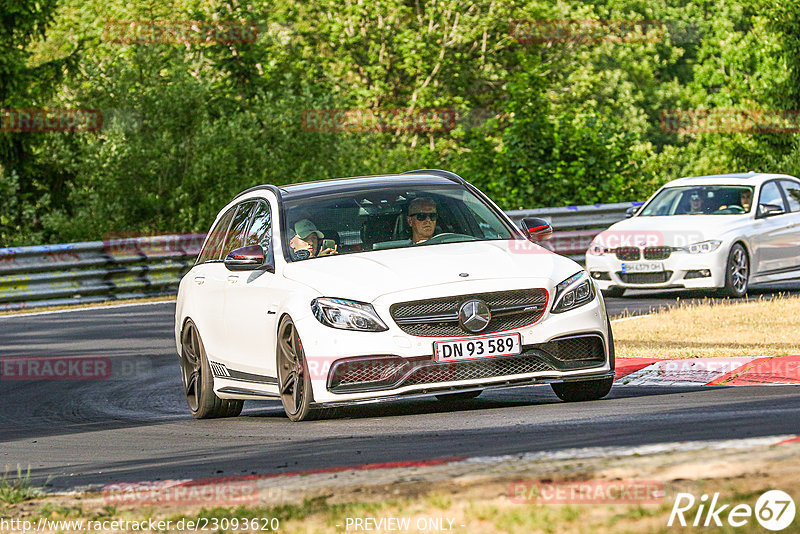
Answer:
[
  {"left": 224, "top": 245, "right": 273, "bottom": 272},
  {"left": 625, "top": 206, "right": 640, "bottom": 218},
  {"left": 520, "top": 217, "right": 553, "bottom": 241},
  {"left": 757, "top": 203, "right": 785, "bottom": 219}
]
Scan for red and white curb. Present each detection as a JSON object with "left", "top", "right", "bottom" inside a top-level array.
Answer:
[
  {"left": 82, "top": 435, "right": 800, "bottom": 504},
  {"left": 615, "top": 355, "right": 800, "bottom": 386}
]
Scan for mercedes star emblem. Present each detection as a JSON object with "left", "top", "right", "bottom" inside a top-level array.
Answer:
[{"left": 458, "top": 299, "right": 491, "bottom": 333}]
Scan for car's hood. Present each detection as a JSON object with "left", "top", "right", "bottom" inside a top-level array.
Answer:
[
  {"left": 282, "top": 240, "right": 577, "bottom": 302},
  {"left": 598, "top": 215, "right": 749, "bottom": 247}
]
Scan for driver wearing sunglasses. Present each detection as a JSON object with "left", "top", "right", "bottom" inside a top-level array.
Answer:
[{"left": 406, "top": 197, "right": 438, "bottom": 244}]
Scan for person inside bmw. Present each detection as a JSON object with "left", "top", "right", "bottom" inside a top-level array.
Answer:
[
  {"left": 739, "top": 189, "right": 753, "bottom": 211},
  {"left": 686, "top": 192, "right": 705, "bottom": 214},
  {"left": 406, "top": 197, "right": 438, "bottom": 244},
  {"left": 289, "top": 219, "right": 337, "bottom": 259}
]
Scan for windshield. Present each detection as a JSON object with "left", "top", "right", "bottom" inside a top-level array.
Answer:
[
  {"left": 638, "top": 185, "right": 755, "bottom": 216},
  {"left": 281, "top": 185, "right": 516, "bottom": 261}
]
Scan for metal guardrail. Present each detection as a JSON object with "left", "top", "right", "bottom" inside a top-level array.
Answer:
[{"left": 0, "top": 202, "right": 642, "bottom": 311}]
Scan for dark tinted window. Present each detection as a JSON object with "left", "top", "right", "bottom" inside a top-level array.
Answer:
[
  {"left": 197, "top": 207, "right": 236, "bottom": 263},
  {"left": 780, "top": 180, "right": 800, "bottom": 212},
  {"left": 245, "top": 201, "right": 272, "bottom": 249},
  {"left": 759, "top": 182, "right": 786, "bottom": 211},
  {"left": 222, "top": 201, "right": 257, "bottom": 257}
]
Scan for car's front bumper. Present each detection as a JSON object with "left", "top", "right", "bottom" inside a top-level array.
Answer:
[
  {"left": 584, "top": 247, "right": 729, "bottom": 291},
  {"left": 295, "top": 289, "right": 611, "bottom": 404}
]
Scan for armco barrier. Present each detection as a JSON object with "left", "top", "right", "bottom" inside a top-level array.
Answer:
[
  {"left": 0, "top": 202, "right": 642, "bottom": 311},
  {"left": 0, "top": 234, "right": 205, "bottom": 311}
]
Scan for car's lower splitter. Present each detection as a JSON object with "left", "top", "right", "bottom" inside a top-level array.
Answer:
[{"left": 327, "top": 333, "right": 608, "bottom": 394}]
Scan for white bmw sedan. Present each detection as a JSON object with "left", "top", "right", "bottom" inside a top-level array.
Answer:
[
  {"left": 586, "top": 172, "right": 800, "bottom": 298},
  {"left": 175, "top": 170, "right": 614, "bottom": 421}
]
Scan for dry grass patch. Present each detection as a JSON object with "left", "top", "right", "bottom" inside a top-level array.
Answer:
[{"left": 613, "top": 294, "right": 800, "bottom": 359}]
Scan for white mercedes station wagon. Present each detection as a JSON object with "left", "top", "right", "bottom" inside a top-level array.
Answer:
[
  {"left": 175, "top": 170, "right": 615, "bottom": 421},
  {"left": 586, "top": 172, "right": 800, "bottom": 298}
]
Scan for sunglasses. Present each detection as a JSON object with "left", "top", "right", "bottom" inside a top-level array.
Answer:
[{"left": 410, "top": 212, "right": 437, "bottom": 221}]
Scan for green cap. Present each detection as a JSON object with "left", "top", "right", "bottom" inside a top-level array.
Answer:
[{"left": 293, "top": 219, "right": 324, "bottom": 239}]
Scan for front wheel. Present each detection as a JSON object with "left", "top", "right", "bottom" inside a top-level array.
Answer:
[
  {"left": 277, "top": 316, "right": 322, "bottom": 422},
  {"left": 551, "top": 377, "right": 613, "bottom": 402},
  {"left": 720, "top": 243, "right": 749, "bottom": 298}
]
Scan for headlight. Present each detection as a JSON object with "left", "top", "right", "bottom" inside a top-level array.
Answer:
[
  {"left": 551, "top": 271, "right": 596, "bottom": 314},
  {"left": 311, "top": 298, "right": 389, "bottom": 332},
  {"left": 679, "top": 240, "right": 722, "bottom": 254},
  {"left": 587, "top": 241, "right": 609, "bottom": 255}
]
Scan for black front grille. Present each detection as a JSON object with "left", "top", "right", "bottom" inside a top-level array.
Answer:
[
  {"left": 618, "top": 271, "right": 673, "bottom": 284},
  {"left": 326, "top": 333, "right": 607, "bottom": 393},
  {"left": 390, "top": 289, "right": 547, "bottom": 337},
  {"left": 530, "top": 335, "right": 605, "bottom": 362},
  {"left": 615, "top": 247, "right": 641, "bottom": 261},
  {"left": 643, "top": 246, "right": 672, "bottom": 260},
  {"left": 403, "top": 354, "right": 554, "bottom": 386}
]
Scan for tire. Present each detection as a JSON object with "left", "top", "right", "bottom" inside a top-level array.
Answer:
[
  {"left": 720, "top": 243, "right": 749, "bottom": 298},
  {"left": 602, "top": 287, "right": 625, "bottom": 298},
  {"left": 180, "top": 321, "right": 244, "bottom": 419},
  {"left": 435, "top": 390, "right": 482, "bottom": 401},
  {"left": 551, "top": 376, "right": 613, "bottom": 402},
  {"left": 277, "top": 316, "right": 323, "bottom": 422}
]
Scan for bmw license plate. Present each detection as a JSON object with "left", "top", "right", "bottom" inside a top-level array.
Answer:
[
  {"left": 434, "top": 333, "right": 521, "bottom": 363},
  {"left": 621, "top": 261, "right": 664, "bottom": 273}
]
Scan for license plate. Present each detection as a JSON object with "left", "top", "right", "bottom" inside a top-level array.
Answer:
[
  {"left": 621, "top": 261, "right": 664, "bottom": 273},
  {"left": 434, "top": 333, "right": 521, "bottom": 362}
]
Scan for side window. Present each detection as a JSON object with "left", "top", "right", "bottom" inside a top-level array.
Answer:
[
  {"left": 245, "top": 201, "right": 272, "bottom": 249},
  {"left": 221, "top": 201, "right": 257, "bottom": 257},
  {"left": 780, "top": 180, "right": 800, "bottom": 212},
  {"left": 759, "top": 182, "right": 786, "bottom": 211},
  {"left": 197, "top": 207, "right": 236, "bottom": 263}
]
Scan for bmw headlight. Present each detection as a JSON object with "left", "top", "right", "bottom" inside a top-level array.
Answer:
[
  {"left": 552, "top": 271, "right": 596, "bottom": 314},
  {"left": 679, "top": 240, "right": 722, "bottom": 254},
  {"left": 311, "top": 298, "right": 389, "bottom": 332}
]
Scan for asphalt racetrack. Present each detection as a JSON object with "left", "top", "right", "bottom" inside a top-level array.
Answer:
[{"left": 1, "top": 283, "right": 800, "bottom": 491}]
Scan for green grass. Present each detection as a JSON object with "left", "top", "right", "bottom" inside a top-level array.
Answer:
[{"left": 0, "top": 467, "right": 43, "bottom": 505}]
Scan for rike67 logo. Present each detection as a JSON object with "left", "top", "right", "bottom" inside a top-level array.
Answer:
[{"left": 669, "top": 490, "right": 796, "bottom": 531}]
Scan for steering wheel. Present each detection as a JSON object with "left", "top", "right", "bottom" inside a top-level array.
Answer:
[
  {"left": 717, "top": 205, "right": 746, "bottom": 214},
  {"left": 421, "top": 233, "right": 479, "bottom": 245}
]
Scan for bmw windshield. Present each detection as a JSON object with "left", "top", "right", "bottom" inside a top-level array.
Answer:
[
  {"left": 281, "top": 185, "right": 516, "bottom": 261},
  {"left": 638, "top": 185, "right": 755, "bottom": 216}
]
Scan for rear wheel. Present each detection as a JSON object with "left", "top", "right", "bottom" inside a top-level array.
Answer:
[
  {"left": 435, "top": 390, "right": 482, "bottom": 401},
  {"left": 180, "top": 321, "right": 243, "bottom": 419},
  {"left": 721, "top": 243, "right": 749, "bottom": 298},
  {"left": 551, "top": 376, "right": 613, "bottom": 402},
  {"left": 277, "top": 316, "right": 321, "bottom": 422}
]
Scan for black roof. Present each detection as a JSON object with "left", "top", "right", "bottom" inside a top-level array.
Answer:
[{"left": 233, "top": 169, "right": 467, "bottom": 201}]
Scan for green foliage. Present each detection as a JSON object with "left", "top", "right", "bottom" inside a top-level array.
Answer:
[
  {"left": 0, "top": 466, "right": 42, "bottom": 505},
  {"left": 2, "top": 0, "right": 800, "bottom": 245}
]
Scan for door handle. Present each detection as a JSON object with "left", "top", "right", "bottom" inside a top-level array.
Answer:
[
  {"left": 193, "top": 276, "right": 205, "bottom": 285},
  {"left": 227, "top": 275, "right": 239, "bottom": 284}
]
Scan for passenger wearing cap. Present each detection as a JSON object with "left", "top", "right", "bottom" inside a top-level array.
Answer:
[
  {"left": 289, "top": 219, "right": 337, "bottom": 259},
  {"left": 687, "top": 192, "right": 705, "bottom": 214}
]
